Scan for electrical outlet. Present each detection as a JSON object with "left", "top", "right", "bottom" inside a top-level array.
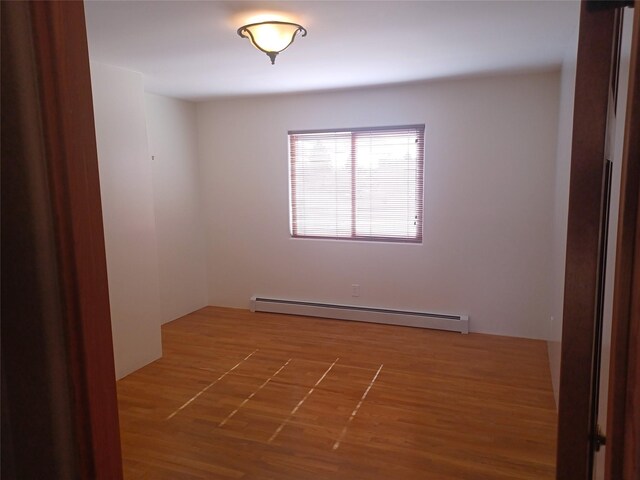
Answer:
[{"left": 351, "top": 284, "right": 360, "bottom": 297}]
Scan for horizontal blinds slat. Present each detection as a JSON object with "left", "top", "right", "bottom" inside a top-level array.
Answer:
[{"left": 290, "top": 125, "right": 424, "bottom": 242}]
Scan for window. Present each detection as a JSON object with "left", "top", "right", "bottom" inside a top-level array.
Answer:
[{"left": 289, "top": 125, "right": 425, "bottom": 243}]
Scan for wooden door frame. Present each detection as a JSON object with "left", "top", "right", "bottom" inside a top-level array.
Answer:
[
  {"left": 556, "top": 3, "right": 616, "bottom": 478},
  {"left": 1, "top": 1, "right": 123, "bottom": 478},
  {"left": 557, "top": 2, "right": 639, "bottom": 480},
  {"left": 30, "top": 1, "right": 124, "bottom": 476},
  {"left": 606, "top": 4, "right": 640, "bottom": 479}
]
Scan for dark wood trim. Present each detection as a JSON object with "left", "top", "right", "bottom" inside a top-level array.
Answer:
[
  {"left": 28, "top": 1, "right": 123, "bottom": 478},
  {"left": 2, "top": 2, "right": 80, "bottom": 477},
  {"left": 586, "top": 0, "right": 635, "bottom": 11},
  {"left": 606, "top": 4, "right": 640, "bottom": 479},
  {"left": 556, "top": 4, "right": 616, "bottom": 479},
  {"left": 624, "top": 204, "right": 640, "bottom": 477}
]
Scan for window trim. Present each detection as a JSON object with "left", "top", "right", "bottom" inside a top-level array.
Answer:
[
  {"left": 288, "top": 124, "right": 426, "bottom": 136},
  {"left": 288, "top": 124, "right": 425, "bottom": 244}
]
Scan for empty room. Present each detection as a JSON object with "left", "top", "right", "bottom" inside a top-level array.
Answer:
[{"left": 2, "top": 1, "right": 638, "bottom": 480}]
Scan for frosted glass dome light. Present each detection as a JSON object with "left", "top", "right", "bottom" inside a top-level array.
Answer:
[{"left": 237, "top": 21, "right": 307, "bottom": 65}]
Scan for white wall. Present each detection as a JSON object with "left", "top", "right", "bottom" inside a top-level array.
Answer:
[
  {"left": 548, "top": 27, "right": 579, "bottom": 407},
  {"left": 90, "top": 62, "right": 162, "bottom": 379},
  {"left": 145, "top": 94, "right": 208, "bottom": 324},
  {"left": 198, "top": 71, "right": 560, "bottom": 339}
]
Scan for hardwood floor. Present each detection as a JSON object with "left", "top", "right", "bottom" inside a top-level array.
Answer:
[{"left": 117, "top": 307, "right": 557, "bottom": 479}]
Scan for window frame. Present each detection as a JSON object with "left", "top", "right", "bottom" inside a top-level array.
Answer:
[{"left": 288, "top": 124, "right": 425, "bottom": 244}]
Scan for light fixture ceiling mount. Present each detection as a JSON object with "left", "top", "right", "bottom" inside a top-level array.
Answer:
[{"left": 237, "top": 21, "right": 307, "bottom": 65}]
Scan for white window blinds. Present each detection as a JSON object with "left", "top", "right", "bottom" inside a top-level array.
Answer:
[{"left": 289, "top": 125, "right": 424, "bottom": 242}]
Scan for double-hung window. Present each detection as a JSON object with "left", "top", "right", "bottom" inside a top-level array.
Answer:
[{"left": 288, "top": 125, "right": 425, "bottom": 243}]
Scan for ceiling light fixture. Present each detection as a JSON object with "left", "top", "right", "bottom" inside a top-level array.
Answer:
[{"left": 237, "top": 21, "right": 307, "bottom": 65}]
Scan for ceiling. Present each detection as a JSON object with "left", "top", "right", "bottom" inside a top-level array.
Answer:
[{"left": 84, "top": 0, "right": 580, "bottom": 101}]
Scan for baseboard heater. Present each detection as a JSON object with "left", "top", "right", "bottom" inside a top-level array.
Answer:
[{"left": 250, "top": 296, "right": 469, "bottom": 334}]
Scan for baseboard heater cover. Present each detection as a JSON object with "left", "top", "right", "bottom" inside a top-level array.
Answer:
[{"left": 250, "top": 296, "right": 469, "bottom": 334}]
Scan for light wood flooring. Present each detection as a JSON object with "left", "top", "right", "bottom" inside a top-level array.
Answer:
[{"left": 117, "top": 307, "right": 557, "bottom": 479}]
